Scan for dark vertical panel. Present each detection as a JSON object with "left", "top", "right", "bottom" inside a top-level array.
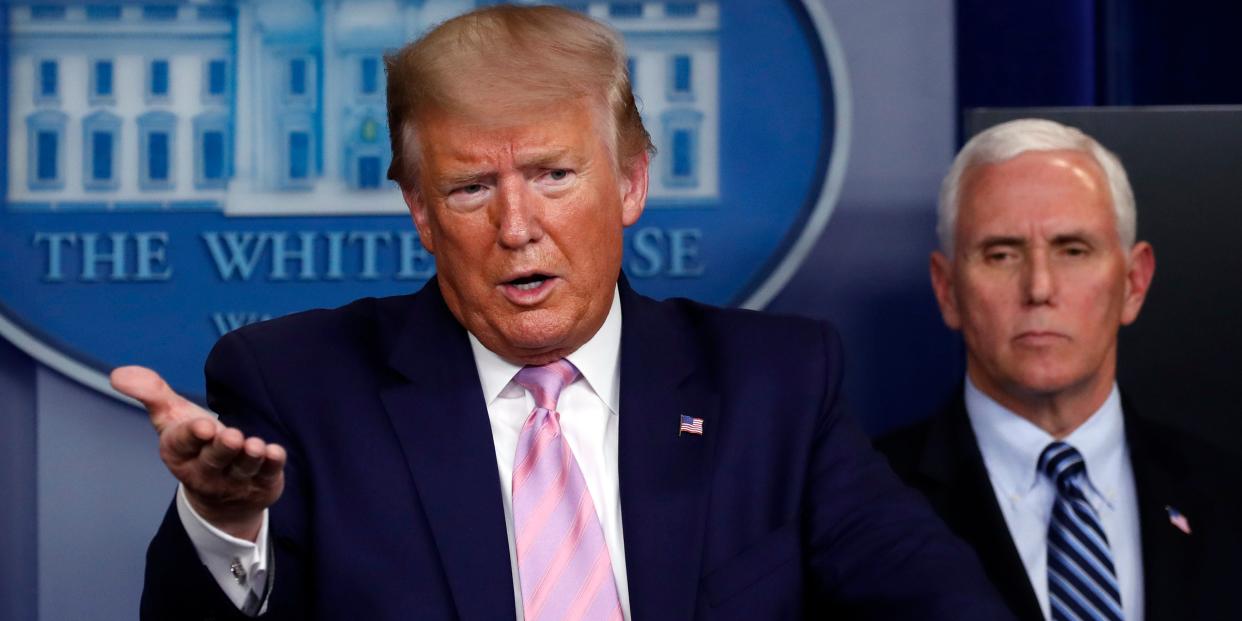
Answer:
[
  {"left": 1121, "top": 1, "right": 1242, "bottom": 104},
  {"left": 956, "top": 0, "right": 1098, "bottom": 110},
  {"left": 0, "top": 337, "right": 37, "bottom": 621}
]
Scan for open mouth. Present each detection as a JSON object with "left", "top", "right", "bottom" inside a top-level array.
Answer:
[{"left": 506, "top": 273, "right": 552, "bottom": 291}]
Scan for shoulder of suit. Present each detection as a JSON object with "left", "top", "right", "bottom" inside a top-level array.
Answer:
[
  {"left": 651, "top": 295, "right": 842, "bottom": 351},
  {"left": 872, "top": 414, "right": 939, "bottom": 477},
  {"left": 1127, "top": 410, "right": 1242, "bottom": 483},
  {"left": 209, "top": 293, "right": 414, "bottom": 361}
]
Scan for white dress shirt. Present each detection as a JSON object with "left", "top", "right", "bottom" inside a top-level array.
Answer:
[
  {"left": 964, "top": 377, "right": 1144, "bottom": 621},
  {"left": 179, "top": 288, "right": 631, "bottom": 620}
]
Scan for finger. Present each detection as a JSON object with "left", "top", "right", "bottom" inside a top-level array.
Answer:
[
  {"left": 227, "top": 437, "right": 268, "bottom": 479},
  {"left": 110, "top": 365, "right": 198, "bottom": 431},
  {"left": 199, "top": 427, "right": 245, "bottom": 471},
  {"left": 254, "top": 444, "right": 287, "bottom": 485},
  {"left": 164, "top": 417, "right": 220, "bottom": 460}
]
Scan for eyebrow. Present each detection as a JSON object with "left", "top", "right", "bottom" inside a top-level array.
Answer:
[
  {"left": 975, "top": 231, "right": 1097, "bottom": 249},
  {"left": 1049, "top": 232, "right": 1095, "bottom": 245},
  {"left": 977, "top": 235, "right": 1025, "bottom": 249},
  {"left": 516, "top": 148, "right": 576, "bottom": 170},
  {"left": 439, "top": 170, "right": 494, "bottom": 188}
]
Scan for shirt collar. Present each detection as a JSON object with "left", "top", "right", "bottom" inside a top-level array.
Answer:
[
  {"left": 964, "top": 377, "right": 1125, "bottom": 502},
  {"left": 467, "top": 287, "right": 622, "bottom": 415}
]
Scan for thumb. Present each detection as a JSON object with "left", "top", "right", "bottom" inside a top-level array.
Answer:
[{"left": 110, "top": 365, "right": 200, "bottom": 430}]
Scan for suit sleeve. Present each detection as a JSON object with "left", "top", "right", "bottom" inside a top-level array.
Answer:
[
  {"left": 140, "top": 328, "right": 313, "bottom": 620},
  {"left": 801, "top": 323, "right": 1014, "bottom": 620}
]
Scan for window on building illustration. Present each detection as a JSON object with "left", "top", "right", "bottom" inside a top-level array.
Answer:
[
  {"left": 149, "top": 133, "right": 170, "bottom": 181},
  {"left": 83, "top": 111, "right": 122, "bottom": 190},
  {"left": 92, "top": 132, "right": 113, "bottom": 181},
  {"left": 87, "top": 5, "right": 122, "bottom": 20},
  {"left": 358, "top": 156, "right": 381, "bottom": 189},
  {"left": 672, "top": 55, "right": 692, "bottom": 95},
  {"left": 289, "top": 132, "right": 310, "bottom": 180},
  {"left": 37, "top": 131, "right": 58, "bottom": 181},
  {"left": 661, "top": 108, "right": 702, "bottom": 188},
  {"left": 290, "top": 58, "right": 308, "bottom": 96},
  {"left": 37, "top": 60, "right": 58, "bottom": 101},
  {"left": 142, "top": 5, "right": 178, "bottom": 20},
  {"left": 203, "top": 132, "right": 225, "bottom": 181},
  {"left": 194, "top": 112, "right": 231, "bottom": 189},
  {"left": 360, "top": 57, "right": 379, "bottom": 95},
  {"left": 665, "top": 2, "right": 699, "bottom": 17},
  {"left": 205, "top": 59, "right": 228, "bottom": 102},
  {"left": 138, "top": 111, "right": 176, "bottom": 190},
  {"left": 27, "top": 110, "right": 67, "bottom": 190},
  {"left": 672, "top": 129, "right": 693, "bottom": 178},
  {"left": 609, "top": 3, "right": 643, "bottom": 18},
  {"left": 30, "top": 5, "right": 67, "bottom": 20},
  {"left": 92, "top": 60, "right": 115, "bottom": 102},
  {"left": 197, "top": 6, "right": 234, "bottom": 20},
  {"left": 285, "top": 56, "right": 316, "bottom": 105},
  {"left": 149, "top": 59, "right": 170, "bottom": 99}
]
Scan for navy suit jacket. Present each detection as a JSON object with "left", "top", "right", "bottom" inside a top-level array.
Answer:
[
  {"left": 142, "top": 278, "right": 1010, "bottom": 620},
  {"left": 876, "top": 393, "right": 1242, "bottom": 621}
]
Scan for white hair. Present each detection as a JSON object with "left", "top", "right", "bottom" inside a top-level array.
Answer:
[{"left": 937, "top": 118, "right": 1136, "bottom": 255}]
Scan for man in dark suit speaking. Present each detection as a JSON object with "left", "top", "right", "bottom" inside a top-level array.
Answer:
[
  {"left": 112, "top": 5, "right": 1008, "bottom": 619},
  {"left": 877, "top": 118, "right": 1242, "bottom": 620}
]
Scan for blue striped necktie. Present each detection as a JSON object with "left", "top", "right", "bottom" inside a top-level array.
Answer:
[{"left": 1040, "top": 442, "right": 1124, "bottom": 621}]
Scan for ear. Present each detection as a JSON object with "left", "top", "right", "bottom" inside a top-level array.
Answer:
[
  {"left": 1120, "top": 241, "right": 1155, "bottom": 325},
  {"left": 930, "top": 250, "right": 962, "bottom": 330},
  {"left": 619, "top": 151, "right": 649, "bottom": 227},
  {"left": 402, "top": 186, "right": 436, "bottom": 254}
]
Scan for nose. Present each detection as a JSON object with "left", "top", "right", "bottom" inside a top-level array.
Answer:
[
  {"left": 495, "top": 177, "right": 544, "bottom": 249},
  {"left": 1023, "top": 248, "right": 1055, "bottom": 305}
]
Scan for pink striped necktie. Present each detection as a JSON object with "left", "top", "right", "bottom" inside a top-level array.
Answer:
[{"left": 511, "top": 360, "right": 623, "bottom": 621}]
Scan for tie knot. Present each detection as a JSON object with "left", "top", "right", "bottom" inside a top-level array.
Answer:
[
  {"left": 513, "top": 359, "right": 579, "bottom": 411},
  {"left": 1038, "top": 441, "right": 1087, "bottom": 493}
]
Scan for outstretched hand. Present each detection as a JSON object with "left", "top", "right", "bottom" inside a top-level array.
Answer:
[{"left": 111, "top": 365, "right": 285, "bottom": 541}]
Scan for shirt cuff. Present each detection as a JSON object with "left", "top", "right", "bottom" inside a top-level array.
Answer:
[{"left": 176, "top": 484, "right": 271, "bottom": 615}]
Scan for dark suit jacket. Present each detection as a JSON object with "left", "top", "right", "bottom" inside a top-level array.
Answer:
[
  {"left": 875, "top": 393, "right": 1242, "bottom": 621},
  {"left": 142, "top": 278, "right": 1010, "bottom": 620}
]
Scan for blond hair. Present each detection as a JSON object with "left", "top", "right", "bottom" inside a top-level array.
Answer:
[{"left": 384, "top": 4, "right": 654, "bottom": 189}]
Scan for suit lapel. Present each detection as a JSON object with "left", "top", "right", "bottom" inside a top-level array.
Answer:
[
  {"left": 916, "top": 398, "right": 1045, "bottom": 621},
  {"left": 616, "top": 281, "right": 719, "bottom": 619},
  {"left": 378, "top": 280, "right": 516, "bottom": 621},
  {"left": 1124, "top": 408, "right": 1200, "bottom": 620}
]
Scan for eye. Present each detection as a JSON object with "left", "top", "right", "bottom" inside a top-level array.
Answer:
[
  {"left": 443, "top": 182, "right": 491, "bottom": 211},
  {"left": 984, "top": 248, "right": 1018, "bottom": 264},
  {"left": 540, "top": 168, "right": 575, "bottom": 187},
  {"left": 1061, "top": 244, "right": 1090, "bottom": 258}
]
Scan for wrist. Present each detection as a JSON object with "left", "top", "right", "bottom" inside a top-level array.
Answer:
[{"left": 184, "top": 490, "right": 265, "bottom": 541}]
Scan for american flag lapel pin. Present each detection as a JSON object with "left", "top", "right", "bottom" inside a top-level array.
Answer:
[
  {"left": 679, "top": 414, "right": 704, "bottom": 436},
  {"left": 1165, "top": 505, "right": 1192, "bottom": 535}
]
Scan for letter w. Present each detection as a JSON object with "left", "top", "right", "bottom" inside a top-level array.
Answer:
[{"left": 202, "top": 232, "right": 268, "bottom": 280}]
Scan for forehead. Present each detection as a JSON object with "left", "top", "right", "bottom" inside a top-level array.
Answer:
[
  {"left": 412, "top": 98, "right": 613, "bottom": 172},
  {"left": 957, "top": 149, "right": 1115, "bottom": 238}
]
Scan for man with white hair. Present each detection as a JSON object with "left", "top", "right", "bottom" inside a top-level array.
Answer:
[{"left": 877, "top": 118, "right": 1242, "bottom": 621}]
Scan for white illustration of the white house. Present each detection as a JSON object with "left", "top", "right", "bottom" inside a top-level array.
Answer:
[{"left": 5, "top": 0, "right": 718, "bottom": 215}]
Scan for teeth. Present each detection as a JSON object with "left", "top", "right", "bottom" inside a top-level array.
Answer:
[{"left": 514, "top": 281, "right": 541, "bottom": 291}]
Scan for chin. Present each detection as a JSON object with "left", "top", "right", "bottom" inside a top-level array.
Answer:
[
  {"left": 1008, "top": 369, "right": 1087, "bottom": 398},
  {"left": 499, "top": 317, "right": 576, "bottom": 354}
]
